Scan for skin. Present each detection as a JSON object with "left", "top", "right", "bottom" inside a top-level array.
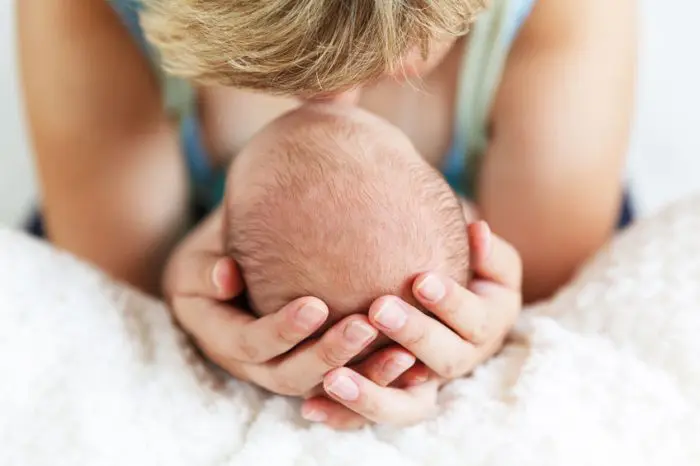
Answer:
[
  {"left": 226, "top": 103, "right": 474, "bottom": 359},
  {"left": 18, "top": 0, "right": 189, "bottom": 293},
  {"left": 164, "top": 210, "right": 521, "bottom": 429},
  {"left": 19, "top": 0, "right": 635, "bottom": 428}
]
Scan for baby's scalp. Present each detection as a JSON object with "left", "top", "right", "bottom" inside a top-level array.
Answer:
[{"left": 225, "top": 104, "right": 469, "bottom": 328}]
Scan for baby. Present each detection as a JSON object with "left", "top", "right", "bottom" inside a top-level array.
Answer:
[{"left": 224, "top": 104, "right": 470, "bottom": 357}]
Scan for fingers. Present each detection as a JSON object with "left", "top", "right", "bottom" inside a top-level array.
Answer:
[
  {"left": 301, "top": 396, "right": 369, "bottom": 430},
  {"left": 259, "top": 316, "right": 378, "bottom": 396},
  {"left": 394, "top": 362, "right": 433, "bottom": 388},
  {"left": 166, "top": 252, "right": 242, "bottom": 300},
  {"left": 353, "top": 346, "right": 416, "bottom": 387},
  {"left": 468, "top": 221, "right": 522, "bottom": 291},
  {"left": 174, "top": 295, "right": 329, "bottom": 367},
  {"left": 413, "top": 271, "right": 521, "bottom": 346},
  {"left": 300, "top": 347, "right": 417, "bottom": 430},
  {"left": 321, "top": 368, "right": 440, "bottom": 426},
  {"left": 413, "top": 273, "right": 490, "bottom": 345},
  {"left": 467, "top": 279, "right": 521, "bottom": 339},
  {"left": 368, "top": 296, "right": 477, "bottom": 379}
]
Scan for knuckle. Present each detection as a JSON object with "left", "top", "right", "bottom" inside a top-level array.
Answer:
[
  {"left": 440, "top": 287, "right": 475, "bottom": 321},
  {"left": 436, "top": 362, "right": 460, "bottom": 379},
  {"left": 375, "top": 370, "right": 396, "bottom": 387},
  {"left": 275, "top": 319, "right": 304, "bottom": 346},
  {"left": 402, "top": 326, "right": 428, "bottom": 349},
  {"left": 275, "top": 322, "right": 304, "bottom": 347},
  {"left": 438, "top": 295, "right": 463, "bottom": 321},
  {"left": 467, "top": 318, "right": 490, "bottom": 344},
  {"left": 236, "top": 335, "right": 265, "bottom": 363},
  {"left": 437, "top": 355, "right": 470, "bottom": 379},
  {"left": 317, "top": 344, "right": 351, "bottom": 368}
]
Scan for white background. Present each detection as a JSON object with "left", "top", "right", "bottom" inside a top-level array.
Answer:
[{"left": 1, "top": 0, "right": 699, "bottom": 226}]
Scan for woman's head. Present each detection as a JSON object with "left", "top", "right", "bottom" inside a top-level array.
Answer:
[{"left": 141, "top": 0, "right": 487, "bottom": 96}]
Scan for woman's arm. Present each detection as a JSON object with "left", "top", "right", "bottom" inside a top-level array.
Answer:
[
  {"left": 479, "top": 0, "right": 637, "bottom": 302},
  {"left": 18, "top": 0, "right": 188, "bottom": 294}
]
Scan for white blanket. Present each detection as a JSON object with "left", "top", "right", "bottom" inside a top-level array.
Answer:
[{"left": 2, "top": 197, "right": 700, "bottom": 466}]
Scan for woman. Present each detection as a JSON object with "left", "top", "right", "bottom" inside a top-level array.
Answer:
[{"left": 18, "top": 0, "right": 636, "bottom": 429}]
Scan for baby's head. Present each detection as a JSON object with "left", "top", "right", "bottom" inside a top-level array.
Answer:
[{"left": 224, "top": 104, "right": 468, "bottom": 345}]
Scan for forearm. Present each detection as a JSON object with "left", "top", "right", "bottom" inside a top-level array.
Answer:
[
  {"left": 18, "top": 0, "right": 189, "bottom": 294},
  {"left": 39, "top": 132, "right": 190, "bottom": 295},
  {"left": 477, "top": 0, "right": 634, "bottom": 303},
  {"left": 478, "top": 172, "right": 620, "bottom": 303}
]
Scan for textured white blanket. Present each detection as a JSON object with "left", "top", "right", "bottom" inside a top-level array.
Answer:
[{"left": 2, "top": 197, "right": 700, "bottom": 466}]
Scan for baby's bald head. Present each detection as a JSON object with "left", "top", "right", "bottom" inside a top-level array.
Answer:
[{"left": 225, "top": 104, "right": 468, "bottom": 332}]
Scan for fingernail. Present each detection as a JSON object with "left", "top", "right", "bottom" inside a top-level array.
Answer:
[
  {"left": 295, "top": 303, "right": 326, "bottom": 330},
  {"left": 416, "top": 274, "right": 446, "bottom": 302},
  {"left": 383, "top": 354, "right": 414, "bottom": 379},
  {"left": 327, "top": 375, "right": 360, "bottom": 401},
  {"left": 212, "top": 259, "right": 226, "bottom": 293},
  {"left": 479, "top": 221, "right": 493, "bottom": 260},
  {"left": 374, "top": 299, "right": 407, "bottom": 331},
  {"left": 408, "top": 374, "right": 430, "bottom": 386},
  {"left": 301, "top": 407, "right": 327, "bottom": 423},
  {"left": 343, "top": 321, "right": 375, "bottom": 345}
]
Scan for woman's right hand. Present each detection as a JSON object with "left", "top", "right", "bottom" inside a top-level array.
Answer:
[{"left": 161, "top": 209, "right": 405, "bottom": 397}]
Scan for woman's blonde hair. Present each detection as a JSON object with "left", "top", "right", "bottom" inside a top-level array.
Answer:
[{"left": 141, "top": 0, "right": 487, "bottom": 95}]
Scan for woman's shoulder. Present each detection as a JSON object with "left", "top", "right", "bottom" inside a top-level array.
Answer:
[{"left": 514, "top": 0, "right": 636, "bottom": 48}]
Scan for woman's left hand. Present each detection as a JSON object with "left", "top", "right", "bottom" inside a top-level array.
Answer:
[{"left": 301, "top": 221, "right": 523, "bottom": 429}]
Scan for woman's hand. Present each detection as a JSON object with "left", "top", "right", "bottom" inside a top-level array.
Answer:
[
  {"left": 162, "top": 209, "right": 417, "bottom": 398},
  {"left": 301, "top": 222, "right": 523, "bottom": 429},
  {"left": 372, "top": 221, "right": 522, "bottom": 379}
]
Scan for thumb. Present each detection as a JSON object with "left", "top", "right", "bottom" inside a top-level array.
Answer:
[
  {"left": 164, "top": 253, "right": 242, "bottom": 301},
  {"left": 468, "top": 221, "right": 522, "bottom": 291}
]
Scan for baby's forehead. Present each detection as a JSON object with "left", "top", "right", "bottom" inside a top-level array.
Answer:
[
  {"left": 255, "top": 104, "right": 410, "bottom": 157},
  {"left": 229, "top": 106, "right": 418, "bottom": 196},
  {"left": 271, "top": 109, "right": 392, "bottom": 154}
]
